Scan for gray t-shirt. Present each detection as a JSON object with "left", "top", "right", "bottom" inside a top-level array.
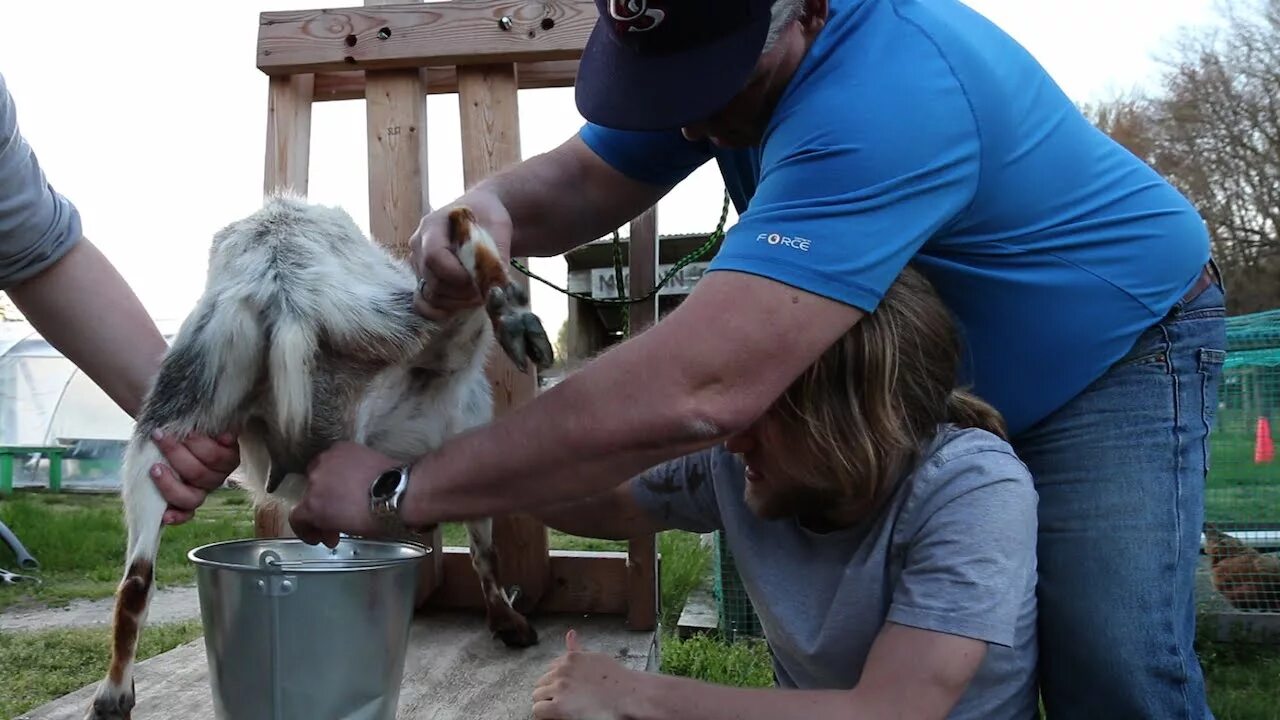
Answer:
[
  {"left": 0, "top": 71, "right": 83, "bottom": 289},
  {"left": 631, "top": 424, "right": 1040, "bottom": 719}
]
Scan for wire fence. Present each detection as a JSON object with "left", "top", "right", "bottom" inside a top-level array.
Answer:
[
  {"left": 1199, "top": 308, "right": 1280, "bottom": 617},
  {"left": 712, "top": 308, "right": 1280, "bottom": 642}
]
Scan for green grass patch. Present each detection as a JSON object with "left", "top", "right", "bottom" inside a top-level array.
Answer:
[
  {"left": 0, "top": 491, "right": 252, "bottom": 612},
  {"left": 659, "top": 631, "right": 775, "bottom": 687},
  {"left": 1206, "top": 423, "right": 1280, "bottom": 525},
  {"left": 1198, "top": 633, "right": 1280, "bottom": 720},
  {"left": 0, "top": 619, "right": 205, "bottom": 719}
]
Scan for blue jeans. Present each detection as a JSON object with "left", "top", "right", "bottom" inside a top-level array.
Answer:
[{"left": 1012, "top": 276, "right": 1226, "bottom": 719}]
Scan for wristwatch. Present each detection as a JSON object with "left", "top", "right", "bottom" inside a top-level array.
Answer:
[{"left": 369, "top": 463, "right": 412, "bottom": 533}]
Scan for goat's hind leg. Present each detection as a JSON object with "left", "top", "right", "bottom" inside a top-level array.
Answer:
[
  {"left": 446, "top": 207, "right": 554, "bottom": 374},
  {"left": 84, "top": 436, "right": 167, "bottom": 720},
  {"left": 86, "top": 299, "right": 261, "bottom": 720},
  {"left": 465, "top": 518, "right": 538, "bottom": 647}
]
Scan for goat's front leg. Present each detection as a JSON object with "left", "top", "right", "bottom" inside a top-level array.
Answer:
[{"left": 465, "top": 518, "right": 538, "bottom": 647}]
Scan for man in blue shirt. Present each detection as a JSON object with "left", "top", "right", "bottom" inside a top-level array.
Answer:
[{"left": 278, "top": 0, "right": 1225, "bottom": 716}]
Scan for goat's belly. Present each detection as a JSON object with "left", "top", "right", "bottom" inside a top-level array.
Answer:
[{"left": 352, "top": 372, "right": 488, "bottom": 463}]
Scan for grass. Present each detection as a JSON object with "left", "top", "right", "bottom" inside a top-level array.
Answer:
[
  {"left": 1206, "top": 423, "right": 1280, "bottom": 525},
  {"left": 0, "top": 491, "right": 254, "bottom": 612},
  {"left": 0, "top": 620, "right": 206, "bottom": 720},
  {"left": 1198, "top": 629, "right": 1280, "bottom": 720}
]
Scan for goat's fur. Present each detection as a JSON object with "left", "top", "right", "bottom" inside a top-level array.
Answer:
[{"left": 85, "top": 194, "right": 554, "bottom": 720}]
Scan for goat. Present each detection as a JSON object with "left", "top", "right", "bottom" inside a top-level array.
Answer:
[{"left": 85, "top": 194, "right": 554, "bottom": 720}]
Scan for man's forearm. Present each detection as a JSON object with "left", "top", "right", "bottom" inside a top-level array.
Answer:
[
  {"left": 531, "top": 479, "right": 668, "bottom": 541},
  {"left": 8, "top": 238, "right": 165, "bottom": 418},
  {"left": 466, "top": 136, "right": 670, "bottom": 259},
  {"left": 625, "top": 673, "right": 855, "bottom": 720},
  {"left": 402, "top": 271, "right": 864, "bottom": 527},
  {"left": 405, "top": 327, "right": 730, "bottom": 524}
]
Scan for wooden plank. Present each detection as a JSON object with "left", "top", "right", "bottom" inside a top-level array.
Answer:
[
  {"left": 457, "top": 63, "right": 551, "bottom": 612},
  {"left": 361, "top": 0, "right": 444, "bottom": 603},
  {"left": 429, "top": 547, "right": 630, "bottom": 615},
  {"left": 21, "top": 612, "right": 656, "bottom": 719},
  {"left": 311, "top": 60, "right": 580, "bottom": 101},
  {"left": 1200, "top": 610, "right": 1280, "bottom": 644},
  {"left": 262, "top": 74, "right": 314, "bottom": 196},
  {"left": 255, "top": 72, "right": 315, "bottom": 541},
  {"left": 363, "top": 67, "right": 430, "bottom": 260},
  {"left": 257, "top": 0, "right": 596, "bottom": 76},
  {"left": 625, "top": 206, "right": 659, "bottom": 632},
  {"left": 677, "top": 586, "right": 720, "bottom": 639}
]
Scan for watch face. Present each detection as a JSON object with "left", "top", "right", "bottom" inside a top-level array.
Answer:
[{"left": 371, "top": 469, "right": 402, "bottom": 498}]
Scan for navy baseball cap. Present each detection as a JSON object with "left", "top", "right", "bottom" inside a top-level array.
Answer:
[{"left": 575, "top": 0, "right": 776, "bottom": 131}]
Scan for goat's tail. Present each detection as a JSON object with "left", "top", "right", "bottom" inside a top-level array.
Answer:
[
  {"left": 87, "top": 298, "right": 265, "bottom": 720},
  {"left": 268, "top": 309, "right": 318, "bottom": 451}
]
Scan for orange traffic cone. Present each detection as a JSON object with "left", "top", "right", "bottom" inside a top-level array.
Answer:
[{"left": 1256, "top": 416, "right": 1274, "bottom": 464}]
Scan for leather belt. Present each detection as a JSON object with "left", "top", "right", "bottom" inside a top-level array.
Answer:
[{"left": 1180, "top": 260, "right": 1221, "bottom": 305}]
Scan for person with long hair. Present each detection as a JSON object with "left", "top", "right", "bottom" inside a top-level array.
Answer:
[{"left": 526, "top": 265, "right": 1039, "bottom": 720}]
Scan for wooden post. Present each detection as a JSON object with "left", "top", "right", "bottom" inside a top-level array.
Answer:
[
  {"left": 248, "top": 0, "right": 660, "bottom": 625},
  {"left": 625, "top": 207, "right": 659, "bottom": 631},
  {"left": 363, "top": 0, "right": 444, "bottom": 603},
  {"left": 457, "top": 63, "right": 551, "bottom": 612},
  {"left": 255, "top": 73, "right": 314, "bottom": 540},
  {"left": 263, "top": 74, "right": 313, "bottom": 197}
]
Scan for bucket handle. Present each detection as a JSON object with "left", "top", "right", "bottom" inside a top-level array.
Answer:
[
  {"left": 256, "top": 548, "right": 405, "bottom": 571},
  {"left": 253, "top": 551, "right": 299, "bottom": 596}
]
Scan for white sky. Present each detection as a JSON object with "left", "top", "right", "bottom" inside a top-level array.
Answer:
[{"left": 0, "top": 0, "right": 1221, "bottom": 340}]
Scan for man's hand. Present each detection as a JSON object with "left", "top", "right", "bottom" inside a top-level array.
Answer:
[
  {"left": 150, "top": 430, "right": 241, "bottom": 525},
  {"left": 531, "top": 630, "right": 648, "bottom": 720},
  {"left": 290, "top": 441, "right": 403, "bottom": 548},
  {"left": 409, "top": 195, "right": 514, "bottom": 321}
]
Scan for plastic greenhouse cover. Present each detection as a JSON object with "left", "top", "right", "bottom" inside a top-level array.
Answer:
[{"left": 0, "top": 318, "right": 186, "bottom": 446}]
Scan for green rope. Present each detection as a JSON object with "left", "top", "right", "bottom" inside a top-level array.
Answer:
[{"left": 508, "top": 188, "right": 732, "bottom": 340}]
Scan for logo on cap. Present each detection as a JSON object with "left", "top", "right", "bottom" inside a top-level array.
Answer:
[{"left": 609, "top": 0, "right": 665, "bottom": 32}]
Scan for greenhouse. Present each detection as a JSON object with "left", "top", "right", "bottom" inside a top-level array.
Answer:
[{"left": 0, "top": 318, "right": 185, "bottom": 492}]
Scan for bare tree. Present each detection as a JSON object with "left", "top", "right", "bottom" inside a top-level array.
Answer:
[{"left": 1083, "top": 0, "right": 1280, "bottom": 314}]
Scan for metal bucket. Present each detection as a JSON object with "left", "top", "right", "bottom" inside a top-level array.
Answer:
[{"left": 188, "top": 537, "right": 429, "bottom": 720}]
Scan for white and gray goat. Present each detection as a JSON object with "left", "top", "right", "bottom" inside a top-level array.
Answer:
[{"left": 85, "top": 194, "right": 553, "bottom": 720}]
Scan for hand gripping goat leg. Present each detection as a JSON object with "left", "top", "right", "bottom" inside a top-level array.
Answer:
[{"left": 85, "top": 197, "right": 553, "bottom": 720}]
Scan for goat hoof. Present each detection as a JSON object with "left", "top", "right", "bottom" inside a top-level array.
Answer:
[
  {"left": 86, "top": 684, "right": 135, "bottom": 720},
  {"left": 488, "top": 282, "right": 555, "bottom": 374},
  {"left": 495, "top": 620, "right": 539, "bottom": 648}
]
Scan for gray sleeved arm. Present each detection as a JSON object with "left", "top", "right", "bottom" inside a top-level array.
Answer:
[
  {"left": 628, "top": 445, "right": 732, "bottom": 534},
  {"left": 0, "top": 71, "right": 83, "bottom": 290},
  {"left": 887, "top": 446, "right": 1039, "bottom": 648}
]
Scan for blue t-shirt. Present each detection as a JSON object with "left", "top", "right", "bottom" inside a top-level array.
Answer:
[{"left": 579, "top": 0, "right": 1209, "bottom": 436}]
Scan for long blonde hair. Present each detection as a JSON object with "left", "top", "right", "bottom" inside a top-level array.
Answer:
[{"left": 766, "top": 265, "right": 1006, "bottom": 526}]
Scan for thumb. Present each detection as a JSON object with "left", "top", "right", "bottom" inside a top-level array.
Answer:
[{"left": 565, "top": 628, "right": 581, "bottom": 652}]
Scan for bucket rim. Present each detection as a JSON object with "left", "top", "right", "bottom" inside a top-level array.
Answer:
[{"left": 187, "top": 536, "right": 430, "bottom": 573}]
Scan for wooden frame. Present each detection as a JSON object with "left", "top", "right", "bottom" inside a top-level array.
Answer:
[{"left": 254, "top": 0, "right": 658, "bottom": 631}]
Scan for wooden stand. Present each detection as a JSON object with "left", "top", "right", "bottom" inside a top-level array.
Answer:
[
  {"left": 19, "top": 5, "right": 664, "bottom": 718},
  {"left": 255, "top": 0, "right": 659, "bottom": 631}
]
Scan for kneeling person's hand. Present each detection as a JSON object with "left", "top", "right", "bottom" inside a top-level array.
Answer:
[{"left": 150, "top": 429, "right": 241, "bottom": 525}]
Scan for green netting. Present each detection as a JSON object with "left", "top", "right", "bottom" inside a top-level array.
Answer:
[
  {"left": 1201, "top": 308, "right": 1280, "bottom": 616},
  {"left": 713, "top": 308, "right": 1280, "bottom": 638},
  {"left": 711, "top": 530, "right": 763, "bottom": 642}
]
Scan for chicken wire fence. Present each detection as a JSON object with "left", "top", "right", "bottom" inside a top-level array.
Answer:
[
  {"left": 711, "top": 308, "right": 1280, "bottom": 642},
  {"left": 1200, "top": 307, "right": 1280, "bottom": 616}
]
